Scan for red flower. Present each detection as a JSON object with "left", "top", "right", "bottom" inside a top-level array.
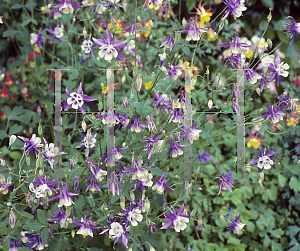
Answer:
[
  {"left": 293, "top": 76, "right": 300, "bottom": 88},
  {"left": 4, "top": 71, "right": 14, "bottom": 86},
  {"left": 0, "top": 84, "right": 9, "bottom": 98},
  {"left": 0, "top": 112, "right": 6, "bottom": 120}
]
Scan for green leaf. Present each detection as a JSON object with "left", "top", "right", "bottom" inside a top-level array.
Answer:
[
  {"left": 9, "top": 59, "right": 26, "bottom": 67},
  {"left": 289, "top": 176, "right": 300, "bottom": 193},
  {"left": 262, "top": 232, "right": 271, "bottom": 247},
  {"left": 154, "top": 166, "right": 164, "bottom": 176},
  {"left": 187, "top": 0, "right": 197, "bottom": 10},
  {"left": 23, "top": 222, "right": 45, "bottom": 232},
  {"left": 269, "top": 229, "right": 284, "bottom": 238},
  {"left": 246, "top": 221, "right": 255, "bottom": 232},
  {"left": 286, "top": 226, "right": 300, "bottom": 237},
  {"left": 231, "top": 189, "right": 243, "bottom": 206},
  {"left": 3, "top": 30, "right": 19, "bottom": 37},
  {"left": 278, "top": 174, "right": 287, "bottom": 187},
  {"left": 182, "top": 47, "right": 191, "bottom": 56},
  {"left": 86, "top": 197, "right": 95, "bottom": 208},
  {"left": 11, "top": 3, "right": 23, "bottom": 9},
  {"left": 41, "top": 227, "right": 49, "bottom": 246},
  {"left": 260, "top": 0, "right": 274, "bottom": 9},
  {"left": 138, "top": 28, "right": 151, "bottom": 32},
  {"left": 0, "top": 130, "right": 7, "bottom": 140},
  {"left": 70, "top": 71, "right": 79, "bottom": 80},
  {"left": 93, "top": 58, "right": 106, "bottom": 67},
  {"left": 25, "top": 2, "right": 36, "bottom": 10},
  {"left": 205, "top": 121, "right": 213, "bottom": 133},
  {"left": 9, "top": 124, "right": 23, "bottom": 135},
  {"left": 37, "top": 209, "right": 47, "bottom": 225},
  {"left": 22, "top": 18, "right": 37, "bottom": 26},
  {"left": 227, "top": 236, "right": 241, "bottom": 245},
  {"left": 20, "top": 211, "right": 34, "bottom": 220}
]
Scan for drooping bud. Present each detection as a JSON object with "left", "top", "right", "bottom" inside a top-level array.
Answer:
[
  {"left": 256, "top": 87, "right": 261, "bottom": 96},
  {"left": 130, "top": 192, "right": 135, "bottom": 202},
  {"left": 146, "top": 115, "right": 156, "bottom": 132},
  {"left": 81, "top": 120, "right": 86, "bottom": 132},
  {"left": 190, "top": 209, "right": 196, "bottom": 217},
  {"left": 8, "top": 135, "right": 16, "bottom": 151},
  {"left": 136, "top": 73, "right": 142, "bottom": 92},
  {"left": 122, "top": 97, "right": 129, "bottom": 109},
  {"left": 120, "top": 194, "right": 125, "bottom": 210},
  {"left": 267, "top": 9, "right": 272, "bottom": 22},
  {"left": 219, "top": 213, "right": 225, "bottom": 222},
  {"left": 71, "top": 229, "right": 75, "bottom": 238},
  {"left": 73, "top": 176, "right": 80, "bottom": 190},
  {"left": 83, "top": 27, "right": 87, "bottom": 38},
  {"left": 208, "top": 99, "right": 213, "bottom": 109},
  {"left": 37, "top": 105, "right": 42, "bottom": 116},
  {"left": 9, "top": 209, "right": 16, "bottom": 229},
  {"left": 144, "top": 197, "right": 150, "bottom": 214},
  {"left": 198, "top": 217, "right": 203, "bottom": 230},
  {"left": 121, "top": 75, "right": 126, "bottom": 84},
  {"left": 184, "top": 181, "right": 192, "bottom": 196},
  {"left": 149, "top": 221, "right": 156, "bottom": 234},
  {"left": 149, "top": 246, "right": 155, "bottom": 251}
]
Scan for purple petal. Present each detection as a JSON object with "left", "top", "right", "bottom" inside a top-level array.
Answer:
[
  {"left": 104, "top": 29, "right": 113, "bottom": 43},
  {"left": 82, "top": 95, "right": 97, "bottom": 102},
  {"left": 266, "top": 150, "right": 277, "bottom": 157},
  {"left": 160, "top": 219, "right": 173, "bottom": 229},
  {"left": 76, "top": 83, "right": 83, "bottom": 95}
]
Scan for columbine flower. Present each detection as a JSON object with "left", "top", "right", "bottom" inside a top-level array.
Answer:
[
  {"left": 73, "top": 213, "right": 100, "bottom": 238},
  {"left": 123, "top": 19, "right": 140, "bottom": 36},
  {"left": 30, "top": 28, "right": 44, "bottom": 50},
  {"left": 9, "top": 210, "right": 16, "bottom": 229},
  {"left": 244, "top": 63, "right": 262, "bottom": 85},
  {"left": 29, "top": 183, "right": 52, "bottom": 199},
  {"left": 245, "top": 133, "right": 263, "bottom": 149},
  {"left": 190, "top": 2, "right": 213, "bottom": 27},
  {"left": 65, "top": 82, "right": 97, "bottom": 115},
  {"left": 8, "top": 135, "right": 16, "bottom": 151},
  {"left": 39, "top": 138, "right": 66, "bottom": 169},
  {"left": 118, "top": 199, "right": 143, "bottom": 227},
  {"left": 48, "top": 183, "right": 79, "bottom": 207},
  {"left": 196, "top": 149, "right": 211, "bottom": 163},
  {"left": 167, "top": 96, "right": 185, "bottom": 123},
  {"left": 257, "top": 101, "right": 286, "bottom": 124},
  {"left": 222, "top": 0, "right": 247, "bottom": 20},
  {"left": 21, "top": 231, "right": 48, "bottom": 250},
  {"left": 9, "top": 237, "right": 25, "bottom": 251},
  {"left": 158, "top": 48, "right": 167, "bottom": 67},
  {"left": 126, "top": 115, "right": 146, "bottom": 133},
  {"left": 220, "top": 34, "right": 249, "bottom": 54},
  {"left": 86, "top": 176, "right": 101, "bottom": 193},
  {"left": 73, "top": 176, "right": 80, "bottom": 190},
  {"left": 18, "top": 134, "right": 43, "bottom": 158},
  {"left": 164, "top": 136, "right": 186, "bottom": 158},
  {"left": 54, "top": 0, "right": 82, "bottom": 14},
  {"left": 160, "top": 203, "right": 190, "bottom": 233},
  {"left": 109, "top": 172, "right": 119, "bottom": 196},
  {"left": 149, "top": 221, "right": 156, "bottom": 233},
  {"left": 226, "top": 213, "right": 246, "bottom": 235},
  {"left": 266, "top": 56, "right": 289, "bottom": 86},
  {"left": 178, "top": 117, "right": 202, "bottom": 144},
  {"left": 81, "top": 35, "right": 95, "bottom": 58},
  {"left": 283, "top": 16, "right": 300, "bottom": 46},
  {"left": 144, "top": 0, "right": 163, "bottom": 10},
  {"left": 162, "top": 63, "right": 182, "bottom": 80},
  {"left": 248, "top": 146, "right": 276, "bottom": 173},
  {"left": 87, "top": 159, "right": 107, "bottom": 182},
  {"left": 152, "top": 172, "right": 174, "bottom": 194},
  {"left": 146, "top": 115, "right": 156, "bottom": 132},
  {"left": 176, "top": 17, "right": 207, "bottom": 41},
  {"left": 148, "top": 90, "right": 170, "bottom": 114},
  {"left": 100, "top": 217, "right": 132, "bottom": 249},
  {"left": 141, "top": 131, "right": 164, "bottom": 159},
  {"left": 160, "top": 34, "right": 174, "bottom": 52},
  {"left": 218, "top": 172, "right": 235, "bottom": 195},
  {"left": 93, "top": 29, "right": 127, "bottom": 61},
  {"left": 0, "top": 174, "right": 12, "bottom": 195},
  {"left": 27, "top": 175, "right": 60, "bottom": 197},
  {"left": 48, "top": 207, "right": 73, "bottom": 228},
  {"left": 0, "top": 156, "right": 11, "bottom": 170},
  {"left": 124, "top": 40, "right": 135, "bottom": 57},
  {"left": 46, "top": 25, "right": 64, "bottom": 44},
  {"left": 75, "top": 129, "right": 97, "bottom": 157}
]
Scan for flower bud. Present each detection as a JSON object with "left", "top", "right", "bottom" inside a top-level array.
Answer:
[
  {"left": 219, "top": 213, "right": 225, "bottom": 222},
  {"left": 149, "top": 246, "right": 155, "bottom": 251},
  {"left": 39, "top": 169, "right": 43, "bottom": 176},
  {"left": 83, "top": 27, "right": 87, "bottom": 38},
  {"left": 190, "top": 209, "right": 196, "bottom": 217},
  {"left": 49, "top": 226, "right": 54, "bottom": 238},
  {"left": 208, "top": 99, "right": 213, "bottom": 109},
  {"left": 73, "top": 176, "right": 80, "bottom": 190},
  {"left": 9, "top": 209, "right": 16, "bottom": 229},
  {"left": 146, "top": 115, "right": 156, "bottom": 132},
  {"left": 130, "top": 192, "right": 135, "bottom": 202},
  {"left": 120, "top": 194, "right": 125, "bottom": 210},
  {"left": 81, "top": 120, "right": 86, "bottom": 132},
  {"left": 37, "top": 105, "right": 42, "bottom": 116},
  {"left": 198, "top": 217, "right": 203, "bottom": 230},
  {"left": 71, "top": 229, "right": 75, "bottom": 238},
  {"left": 267, "top": 9, "right": 272, "bottom": 22},
  {"left": 149, "top": 221, "right": 156, "bottom": 234},
  {"left": 136, "top": 73, "right": 142, "bottom": 92},
  {"left": 8, "top": 135, "right": 16, "bottom": 150},
  {"left": 184, "top": 181, "right": 192, "bottom": 196},
  {"left": 144, "top": 197, "right": 150, "bottom": 214},
  {"left": 122, "top": 97, "right": 129, "bottom": 109},
  {"left": 121, "top": 75, "right": 126, "bottom": 84}
]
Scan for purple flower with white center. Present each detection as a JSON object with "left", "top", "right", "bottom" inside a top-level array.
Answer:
[
  {"left": 104, "top": 0, "right": 122, "bottom": 11},
  {"left": 226, "top": 53, "right": 244, "bottom": 69},
  {"left": 257, "top": 74, "right": 273, "bottom": 92},
  {"left": 81, "top": 35, "right": 95, "bottom": 58},
  {"left": 48, "top": 182, "right": 79, "bottom": 207},
  {"left": 65, "top": 82, "right": 97, "bottom": 115},
  {"left": 283, "top": 16, "right": 300, "bottom": 46},
  {"left": 87, "top": 160, "right": 107, "bottom": 181},
  {"left": 116, "top": 112, "right": 130, "bottom": 130},
  {"left": 141, "top": 130, "right": 164, "bottom": 159},
  {"left": 160, "top": 34, "right": 175, "bottom": 52},
  {"left": 162, "top": 63, "right": 182, "bottom": 80},
  {"left": 86, "top": 176, "right": 101, "bottom": 192},
  {"left": 9, "top": 236, "right": 25, "bottom": 251},
  {"left": 0, "top": 156, "right": 11, "bottom": 170},
  {"left": 109, "top": 171, "right": 119, "bottom": 196},
  {"left": 158, "top": 48, "right": 167, "bottom": 67},
  {"left": 0, "top": 174, "right": 12, "bottom": 195},
  {"left": 244, "top": 63, "right": 262, "bottom": 85},
  {"left": 30, "top": 28, "right": 44, "bottom": 50},
  {"left": 100, "top": 107, "right": 120, "bottom": 126},
  {"left": 73, "top": 176, "right": 80, "bottom": 190},
  {"left": 144, "top": 0, "right": 163, "bottom": 10},
  {"left": 160, "top": 203, "right": 190, "bottom": 233},
  {"left": 54, "top": 0, "right": 82, "bottom": 14},
  {"left": 226, "top": 213, "right": 246, "bottom": 235},
  {"left": 9, "top": 210, "right": 16, "bottom": 229},
  {"left": 278, "top": 91, "right": 291, "bottom": 110},
  {"left": 21, "top": 231, "right": 48, "bottom": 251},
  {"left": 39, "top": 138, "right": 67, "bottom": 169},
  {"left": 18, "top": 134, "right": 43, "bottom": 158},
  {"left": 124, "top": 40, "right": 135, "bottom": 57},
  {"left": 29, "top": 182, "right": 53, "bottom": 199},
  {"left": 148, "top": 90, "right": 170, "bottom": 114},
  {"left": 75, "top": 129, "right": 97, "bottom": 157},
  {"left": 248, "top": 146, "right": 276, "bottom": 173},
  {"left": 266, "top": 56, "right": 289, "bottom": 86},
  {"left": 149, "top": 221, "right": 156, "bottom": 234},
  {"left": 220, "top": 34, "right": 249, "bottom": 54},
  {"left": 218, "top": 171, "right": 235, "bottom": 195},
  {"left": 126, "top": 115, "right": 146, "bottom": 133},
  {"left": 164, "top": 137, "right": 186, "bottom": 158},
  {"left": 123, "top": 19, "right": 139, "bottom": 36},
  {"left": 152, "top": 172, "right": 174, "bottom": 194},
  {"left": 196, "top": 149, "right": 211, "bottom": 163},
  {"left": 117, "top": 199, "right": 143, "bottom": 227},
  {"left": 178, "top": 117, "right": 202, "bottom": 144},
  {"left": 48, "top": 207, "right": 73, "bottom": 228},
  {"left": 46, "top": 25, "right": 64, "bottom": 44},
  {"left": 167, "top": 96, "right": 185, "bottom": 123},
  {"left": 99, "top": 216, "right": 132, "bottom": 249},
  {"left": 176, "top": 17, "right": 207, "bottom": 41},
  {"left": 49, "top": 8, "right": 63, "bottom": 19},
  {"left": 257, "top": 101, "right": 285, "bottom": 124},
  {"left": 222, "top": 0, "right": 247, "bottom": 20},
  {"left": 73, "top": 213, "right": 100, "bottom": 238},
  {"left": 146, "top": 115, "right": 156, "bottom": 132},
  {"left": 92, "top": 29, "right": 127, "bottom": 61}
]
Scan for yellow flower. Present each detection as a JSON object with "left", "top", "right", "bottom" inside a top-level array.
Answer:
[
  {"left": 247, "top": 138, "right": 262, "bottom": 149},
  {"left": 101, "top": 83, "right": 108, "bottom": 94},
  {"left": 207, "top": 29, "right": 217, "bottom": 41},
  {"left": 144, "top": 81, "right": 153, "bottom": 90},
  {"left": 245, "top": 50, "right": 253, "bottom": 58},
  {"left": 107, "top": 22, "right": 123, "bottom": 34},
  {"left": 149, "top": 2, "right": 162, "bottom": 10},
  {"left": 287, "top": 117, "right": 297, "bottom": 127},
  {"left": 141, "top": 20, "right": 153, "bottom": 37}
]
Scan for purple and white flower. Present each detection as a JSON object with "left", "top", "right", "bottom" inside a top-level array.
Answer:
[
  {"left": 86, "top": 176, "right": 101, "bottom": 193},
  {"left": 109, "top": 171, "right": 119, "bottom": 196},
  {"left": 152, "top": 172, "right": 174, "bottom": 194},
  {"left": 160, "top": 34, "right": 175, "bottom": 52},
  {"left": 178, "top": 117, "right": 202, "bottom": 144},
  {"left": 81, "top": 35, "right": 95, "bottom": 58},
  {"left": 176, "top": 17, "right": 207, "bottom": 41},
  {"left": 226, "top": 213, "right": 246, "bottom": 235},
  {"left": 18, "top": 134, "right": 43, "bottom": 158},
  {"left": 220, "top": 34, "right": 249, "bottom": 54},
  {"left": 30, "top": 28, "right": 44, "bottom": 50},
  {"left": 73, "top": 213, "right": 100, "bottom": 238},
  {"left": 126, "top": 115, "right": 146, "bottom": 133},
  {"left": 148, "top": 90, "right": 170, "bottom": 114},
  {"left": 141, "top": 131, "right": 164, "bottom": 159},
  {"left": 9, "top": 236, "right": 25, "bottom": 251},
  {"left": 244, "top": 63, "right": 262, "bottom": 85},
  {"left": 54, "top": 0, "right": 82, "bottom": 14},
  {"left": 48, "top": 183, "right": 79, "bottom": 207},
  {"left": 222, "top": 0, "right": 247, "bottom": 20},
  {"left": 158, "top": 48, "right": 167, "bottom": 67},
  {"left": 283, "top": 16, "right": 300, "bottom": 45},
  {"left": 218, "top": 171, "right": 235, "bottom": 195},
  {"left": 196, "top": 149, "right": 211, "bottom": 163},
  {"left": 46, "top": 25, "right": 64, "bottom": 44},
  {"left": 248, "top": 146, "right": 276, "bottom": 172},
  {"left": 21, "top": 231, "right": 48, "bottom": 250},
  {"left": 162, "top": 63, "right": 182, "bottom": 80},
  {"left": 164, "top": 136, "right": 186, "bottom": 158},
  {"left": 118, "top": 199, "right": 143, "bottom": 227},
  {"left": 266, "top": 55, "right": 289, "bottom": 86},
  {"left": 257, "top": 101, "right": 286, "bottom": 124},
  {"left": 75, "top": 129, "right": 97, "bottom": 157},
  {"left": 48, "top": 207, "right": 73, "bottom": 228}
]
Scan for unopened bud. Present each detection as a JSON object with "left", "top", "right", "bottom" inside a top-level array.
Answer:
[
  {"left": 8, "top": 135, "right": 16, "bottom": 150},
  {"left": 73, "top": 176, "right": 80, "bottom": 190},
  {"left": 145, "top": 197, "right": 150, "bottom": 214},
  {"left": 81, "top": 120, "right": 86, "bottom": 132},
  {"left": 9, "top": 210, "right": 16, "bottom": 229},
  {"left": 136, "top": 73, "right": 142, "bottom": 92},
  {"left": 71, "top": 229, "right": 75, "bottom": 238},
  {"left": 208, "top": 99, "right": 213, "bottom": 109},
  {"left": 149, "top": 221, "right": 156, "bottom": 234},
  {"left": 219, "top": 213, "right": 225, "bottom": 222},
  {"left": 190, "top": 209, "right": 196, "bottom": 217},
  {"left": 83, "top": 27, "right": 87, "bottom": 38},
  {"left": 266, "top": 39, "right": 272, "bottom": 49},
  {"left": 198, "top": 217, "right": 203, "bottom": 230},
  {"left": 37, "top": 106, "right": 42, "bottom": 116},
  {"left": 39, "top": 169, "right": 43, "bottom": 176},
  {"left": 256, "top": 87, "right": 261, "bottom": 96},
  {"left": 130, "top": 192, "right": 135, "bottom": 202},
  {"left": 121, "top": 75, "right": 126, "bottom": 84},
  {"left": 122, "top": 97, "right": 129, "bottom": 109},
  {"left": 184, "top": 181, "right": 192, "bottom": 196},
  {"left": 149, "top": 246, "right": 155, "bottom": 251},
  {"left": 120, "top": 194, "right": 125, "bottom": 210},
  {"left": 267, "top": 9, "right": 272, "bottom": 22}
]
